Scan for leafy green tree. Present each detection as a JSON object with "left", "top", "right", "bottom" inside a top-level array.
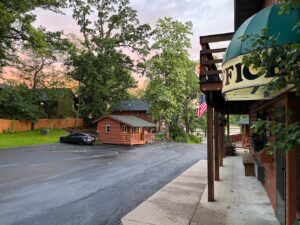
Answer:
[
  {"left": 0, "top": 0, "right": 67, "bottom": 70},
  {"left": 8, "top": 31, "right": 71, "bottom": 90},
  {"left": 198, "top": 114, "right": 208, "bottom": 136},
  {"left": 68, "top": 0, "right": 151, "bottom": 119},
  {"left": 145, "top": 79, "right": 179, "bottom": 126},
  {"left": 181, "top": 60, "right": 199, "bottom": 133},
  {"left": 0, "top": 84, "right": 44, "bottom": 122},
  {"left": 145, "top": 17, "right": 193, "bottom": 139}
]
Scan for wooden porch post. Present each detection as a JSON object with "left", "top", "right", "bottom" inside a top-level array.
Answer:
[
  {"left": 241, "top": 125, "right": 245, "bottom": 148},
  {"left": 214, "top": 110, "right": 220, "bottom": 181},
  {"left": 207, "top": 103, "right": 215, "bottom": 202},
  {"left": 286, "top": 94, "right": 298, "bottom": 225},
  {"left": 219, "top": 113, "right": 224, "bottom": 167},
  {"left": 227, "top": 113, "right": 230, "bottom": 136},
  {"left": 286, "top": 151, "right": 297, "bottom": 225}
]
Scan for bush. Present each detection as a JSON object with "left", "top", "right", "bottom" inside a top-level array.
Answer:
[
  {"left": 155, "top": 133, "right": 166, "bottom": 141},
  {"left": 170, "top": 127, "right": 186, "bottom": 140},
  {"left": 3, "top": 128, "right": 15, "bottom": 135},
  {"left": 174, "top": 133, "right": 189, "bottom": 143},
  {"left": 188, "top": 134, "right": 202, "bottom": 144},
  {"left": 170, "top": 127, "right": 202, "bottom": 144}
]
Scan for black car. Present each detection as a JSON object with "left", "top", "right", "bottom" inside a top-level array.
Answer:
[{"left": 60, "top": 132, "right": 96, "bottom": 145}]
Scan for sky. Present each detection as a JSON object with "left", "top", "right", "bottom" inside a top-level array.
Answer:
[
  {"left": 33, "top": 0, "right": 234, "bottom": 87},
  {"left": 34, "top": 0, "right": 234, "bottom": 59}
]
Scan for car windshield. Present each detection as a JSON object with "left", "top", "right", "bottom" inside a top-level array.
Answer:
[{"left": 69, "top": 133, "right": 85, "bottom": 137}]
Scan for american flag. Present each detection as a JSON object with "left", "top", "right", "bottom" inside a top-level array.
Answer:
[{"left": 197, "top": 94, "right": 207, "bottom": 117}]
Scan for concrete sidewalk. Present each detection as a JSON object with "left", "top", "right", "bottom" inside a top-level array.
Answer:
[{"left": 121, "top": 155, "right": 279, "bottom": 225}]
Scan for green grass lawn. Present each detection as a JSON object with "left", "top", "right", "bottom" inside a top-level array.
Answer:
[{"left": 0, "top": 129, "right": 69, "bottom": 149}]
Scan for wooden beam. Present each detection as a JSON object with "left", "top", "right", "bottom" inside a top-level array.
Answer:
[
  {"left": 200, "top": 43, "right": 218, "bottom": 71},
  {"left": 200, "top": 70, "right": 222, "bottom": 75},
  {"left": 200, "top": 32, "right": 234, "bottom": 44},
  {"left": 207, "top": 103, "right": 215, "bottom": 202},
  {"left": 200, "top": 82, "right": 222, "bottom": 92},
  {"left": 201, "top": 48, "right": 227, "bottom": 54},
  {"left": 201, "top": 59, "right": 223, "bottom": 65},
  {"left": 214, "top": 110, "right": 220, "bottom": 181}
]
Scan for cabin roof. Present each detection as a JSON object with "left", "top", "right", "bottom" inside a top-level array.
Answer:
[
  {"left": 95, "top": 115, "right": 156, "bottom": 127},
  {"left": 112, "top": 99, "right": 149, "bottom": 112},
  {"left": 236, "top": 118, "right": 249, "bottom": 125}
]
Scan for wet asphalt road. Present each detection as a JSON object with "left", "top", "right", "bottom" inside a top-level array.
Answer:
[{"left": 0, "top": 142, "right": 206, "bottom": 225}]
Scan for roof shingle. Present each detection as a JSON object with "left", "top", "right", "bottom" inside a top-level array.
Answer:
[
  {"left": 112, "top": 99, "right": 149, "bottom": 112},
  {"left": 108, "top": 115, "right": 156, "bottom": 127}
]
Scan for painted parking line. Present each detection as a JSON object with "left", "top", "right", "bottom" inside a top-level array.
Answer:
[{"left": 0, "top": 163, "right": 20, "bottom": 168}]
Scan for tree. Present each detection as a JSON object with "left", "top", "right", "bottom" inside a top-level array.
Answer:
[
  {"left": 198, "top": 114, "right": 208, "bottom": 136},
  {"left": 0, "top": 0, "right": 67, "bottom": 70},
  {"left": 181, "top": 60, "right": 199, "bottom": 133},
  {"left": 67, "top": 0, "right": 151, "bottom": 119},
  {"left": 0, "top": 84, "right": 44, "bottom": 122},
  {"left": 145, "top": 79, "right": 179, "bottom": 131},
  {"left": 145, "top": 17, "right": 193, "bottom": 139},
  {"left": 7, "top": 31, "right": 72, "bottom": 90}
]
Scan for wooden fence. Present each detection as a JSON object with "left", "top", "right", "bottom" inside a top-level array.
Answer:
[{"left": 0, "top": 118, "right": 84, "bottom": 133}]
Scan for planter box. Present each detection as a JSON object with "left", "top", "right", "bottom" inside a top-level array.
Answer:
[
  {"left": 258, "top": 148, "right": 274, "bottom": 163},
  {"left": 225, "top": 145, "right": 235, "bottom": 156},
  {"left": 242, "top": 154, "right": 255, "bottom": 176},
  {"left": 244, "top": 163, "right": 255, "bottom": 176}
]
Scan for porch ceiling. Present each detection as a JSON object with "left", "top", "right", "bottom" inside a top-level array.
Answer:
[
  {"left": 205, "top": 91, "right": 254, "bottom": 114},
  {"left": 234, "top": 0, "right": 263, "bottom": 31}
]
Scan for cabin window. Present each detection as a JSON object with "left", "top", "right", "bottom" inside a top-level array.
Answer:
[
  {"left": 106, "top": 125, "right": 111, "bottom": 133},
  {"left": 122, "top": 125, "right": 127, "bottom": 133},
  {"left": 137, "top": 112, "right": 140, "bottom": 117}
]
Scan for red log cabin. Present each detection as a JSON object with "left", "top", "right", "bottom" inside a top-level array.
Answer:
[{"left": 95, "top": 115, "right": 156, "bottom": 145}]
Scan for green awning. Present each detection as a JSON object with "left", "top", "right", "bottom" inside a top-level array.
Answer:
[{"left": 223, "top": 4, "right": 300, "bottom": 63}]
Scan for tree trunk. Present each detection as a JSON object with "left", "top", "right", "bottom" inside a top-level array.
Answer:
[
  {"left": 175, "top": 114, "right": 179, "bottom": 127},
  {"left": 166, "top": 123, "right": 170, "bottom": 141},
  {"left": 185, "top": 121, "right": 189, "bottom": 133},
  {"left": 170, "top": 115, "right": 179, "bottom": 129},
  {"left": 31, "top": 122, "right": 34, "bottom": 130},
  {"left": 32, "top": 58, "right": 45, "bottom": 90}
]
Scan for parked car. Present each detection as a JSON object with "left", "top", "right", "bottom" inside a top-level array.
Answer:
[{"left": 60, "top": 132, "right": 96, "bottom": 145}]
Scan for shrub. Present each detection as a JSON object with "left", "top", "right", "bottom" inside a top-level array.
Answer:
[
  {"left": 170, "top": 127, "right": 203, "bottom": 144},
  {"left": 170, "top": 127, "right": 186, "bottom": 140},
  {"left": 188, "top": 134, "right": 202, "bottom": 144},
  {"left": 3, "top": 128, "right": 15, "bottom": 134},
  {"left": 174, "top": 134, "right": 189, "bottom": 143},
  {"left": 155, "top": 133, "right": 166, "bottom": 141}
]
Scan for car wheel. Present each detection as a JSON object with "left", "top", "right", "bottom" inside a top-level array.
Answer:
[{"left": 79, "top": 140, "right": 85, "bottom": 145}]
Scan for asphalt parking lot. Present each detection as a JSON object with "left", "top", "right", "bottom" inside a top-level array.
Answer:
[{"left": 0, "top": 142, "right": 206, "bottom": 225}]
